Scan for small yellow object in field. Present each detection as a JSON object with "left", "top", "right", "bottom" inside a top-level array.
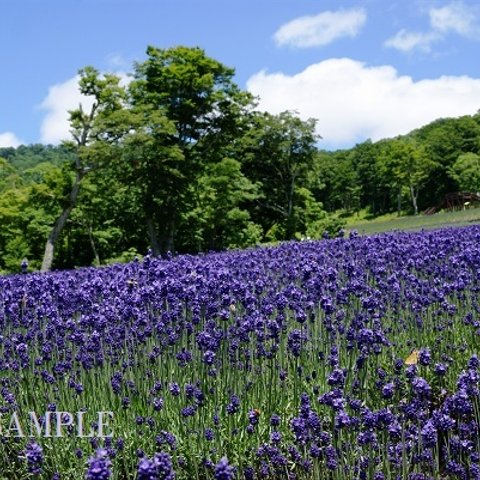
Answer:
[{"left": 404, "top": 349, "right": 419, "bottom": 365}]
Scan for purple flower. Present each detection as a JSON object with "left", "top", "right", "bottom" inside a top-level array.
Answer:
[
  {"left": 270, "top": 431, "right": 282, "bottom": 444},
  {"left": 418, "top": 348, "right": 431, "bottom": 366},
  {"left": 382, "top": 382, "right": 395, "bottom": 399},
  {"left": 270, "top": 414, "right": 281, "bottom": 427},
  {"left": 406, "top": 365, "right": 417, "bottom": 379},
  {"left": 434, "top": 363, "right": 447, "bottom": 376},
  {"left": 86, "top": 449, "right": 112, "bottom": 480},
  {"left": 153, "top": 397, "right": 164, "bottom": 411},
  {"left": 310, "top": 444, "right": 321, "bottom": 458},
  {"left": 203, "top": 350, "right": 216, "bottom": 365},
  {"left": 421, "top": 420, "right": 437, "bottom": 448},
  {"left": 358, "top": 328, "right": 374, "bottom": 347},
  {"left": 181, "top": 405, "right": 196, "bottom": 417},
  {"left": 327, "top": 368, "right": 346, "bottom": 388},
  {"left": 137, "top": 452, "right": 175, "bottom": 480},
  {"left": 156, "top": 431, "right": 177, "bottom": 450},
  {"left": 447, "top": 389, "right": 473, "bottom": 415},
  {"left": 325, "top": 445, "right": 337, "bottom": 470},
  {"left": 412, "top": 377, "right": 431, "bottom": 398},
  {"left": 168, "top": 383, "right": 181, "bottom": 396},
  {"left": 335, "top": 410, "right": 351, "bottom": 429},
  {"left": 226, "top": 394, "right": 240, "bottom": 415},
  {"left": 214, "top": 457, "right": 235, "bottom": 480},
  {"left": 248, "top": 409, "right": 260, "bottom": 425},
  {"left": 468, "top": 355, "right": 479, "bottom": 369},
  {"left": 446, "top": 460, "right": 467, "bottom": 478},
  {"left": 25, "top": 441, "right": 44, "bottom": 475},
  {"left": 137, "top": 458, "right": 158, "bottom": 480},
  {"left": 244, "top": 466, "right": 254, "bottom": 480},
  {"left": 287, "top": 329, "right": 307, "bottom": 357}
]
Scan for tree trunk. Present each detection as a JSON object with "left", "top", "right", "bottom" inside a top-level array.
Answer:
[
  {"left": 397, "top": 188, "right": 402, "bottom": 216},
  {"left": 88, "top": 225, "right": 100, "bottom": 266},
  {"left": 410, "top": 184, "right": 419, "bottom": 216},
  {"left": 41, "top": 171, "right": 84, "bottom": 272},
  {"left": 146, "top": 216, "right": 161, "bottom": 256},
  {"left": 164, "top": 219, "right": 175, "bottom": 254}
]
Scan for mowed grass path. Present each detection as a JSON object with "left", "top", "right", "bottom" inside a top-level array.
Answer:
[{"left": 346, "top": 206, "right": 480, "bottom": 235}]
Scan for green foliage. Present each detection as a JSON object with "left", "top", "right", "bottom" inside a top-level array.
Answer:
[
  {"left": 104, "top": 247, "right": 144, "bottom": 265},
  {"left": 116, "top": 45, "right": 255, "bottom": 255},
  {"left": 410, "top": 114, "right": 480, "bottom": 201},
  {"left": 305, "top": 215, "right": 345, "bottom": 239},
  {"left": 349, "top": 140, "right": 389, "bottom": 215},
  {"left": 1, "top": 47, "right": 480, "bottom": 273},
  {"left": 449, "top": 152, "right": 480, "bottom": 192},
  {"left": 178, "top": 157, "right": 261, "bottom": 251},
  {"left": 315, "top": 151, "right": 360, "bottom": 212},
  {"left": 320, "top": 114, "right": 480, "bottom": 217},
  {"left": 377, "top": 138, "right": 437, "bottom": 215},
  {"left": 0, "top": 181, "right": 55, "bottom": 272},
  {"left": 240, "top": 111, "right": 320, "bottom": 239},
  {"left": 293, "top": 187, "right": 345, "bottom": 239},
  {"left": 0, "top": 144, "right": 75, "bottom": 171}
]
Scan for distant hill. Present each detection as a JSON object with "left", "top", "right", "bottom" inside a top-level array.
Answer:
[{"left": 0, "top": 144, "right": 75, "bottom": 171}]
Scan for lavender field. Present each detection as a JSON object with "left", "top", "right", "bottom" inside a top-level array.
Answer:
[{"left": 1, "top": 226, "right": 480, "bottom": 479}]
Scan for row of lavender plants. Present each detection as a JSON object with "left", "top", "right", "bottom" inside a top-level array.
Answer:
[{"left": 0, "top": 226, "right": 479, "bottom": 479}]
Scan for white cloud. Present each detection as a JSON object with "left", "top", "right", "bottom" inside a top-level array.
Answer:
[
  {"left": 0, "top": 132, "right": 23, "bottom": 148},
  {"left": 246, "top": 58, "right": 480, "bottom": 149},
  {"left": 384, "top": 29, "right": 439, "bottom": 52},
  {"left": 39, "top": 75, "right": 94, "bottom": 144},
  {"left": 39, "top": 72, "right": 129, "bottom": 145},
  {"left": 386, "top": 1, "right": 480, "bottom": 53},
  {"left": 429, "top": 1, "right": 478, "bottom": 36},
  {"left": 274, "top": 8, "right": 366, "bottom": 48}
]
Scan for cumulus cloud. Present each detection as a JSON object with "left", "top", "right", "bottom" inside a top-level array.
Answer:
[
  {"left": 429, "top": 1, "right": 479, "bottom": 36},
  {"left": 273, "top": 8, "right": 366, "bottom": 48},
  {"left": 39, "top": 75, "right": 94, "bottom": 144},
  {"left": 246, "top": 58, "right": 480, "bottom": 149},
  {"left": 39, "top": 72, "right": 129, "bottom": 145},
  {"left": 0, "top": 132, "right": 23, "bottom": 148},
  {"left": 386, "top": 1, "right": 480, "bottom": 53}
]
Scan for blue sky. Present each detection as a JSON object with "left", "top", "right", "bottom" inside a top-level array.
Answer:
[{"left": 2, "top": 0, "right": 480, "bottom": 150}]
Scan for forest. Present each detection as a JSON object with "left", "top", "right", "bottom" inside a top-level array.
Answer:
[{"left": 1, "top": 45, "right": 480, "bottom": 273}]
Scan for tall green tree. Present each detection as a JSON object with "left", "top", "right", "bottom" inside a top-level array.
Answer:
[
  {"left": 350, "top": 140, "right": 391, "bottom": 215},
  {"left": 40, "top": 67, "right": 126, "bottom": 271},
  {"left": 380, "top": 139, "right": 436, "bottom": 215},
  {"left": 240, "top": 111, "right": 319, "bottom": 239},
  {"left": 128, "top": 45, "right": 254, "bottom": 254},
  {"left": 110, "top": 106, "right": 184, "bottom": 256}
]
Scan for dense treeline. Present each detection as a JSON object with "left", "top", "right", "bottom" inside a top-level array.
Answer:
[
  {"left": 1, "top": 45, "right": 479, "bottom": 273},
  {"left": 317, "top": 115, "right": 480, "bottom": 216}
]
